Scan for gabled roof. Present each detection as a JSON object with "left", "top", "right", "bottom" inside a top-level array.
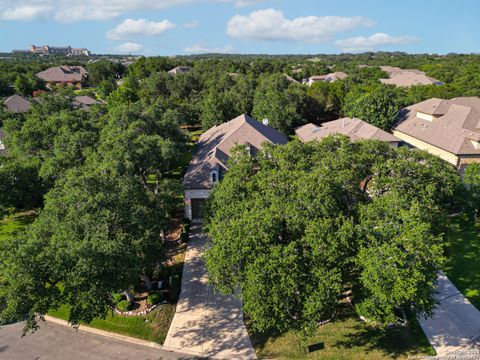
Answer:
[
  {"left": 36, "top": 66, "right": 87, "bottom": 83},
  {"left": 308, "top": 72, "right": 348, "bottom": 83},
  {"left": 395, "top": 97, "right": 480, "bottom": 155},
  {"left": 380, "top": 71, "right": 443, "bottom": 87},
  {"left": 295, "top": 118, "right": 401, "bottom": 144},
  {"left": 183, "top": 114, "right": 288, "bottom": 189},
  {"left": 4, "top": 94, "right": 32, "bottom": 113},
  {"left": 73, "top": 95, "right": 101, "bottom": 107},
  {"left": 168, "top": 66, "right": 192, "bottom": 75}
]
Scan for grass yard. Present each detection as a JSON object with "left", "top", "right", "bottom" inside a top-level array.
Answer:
[
  {"left": 0, "top": 210, "right": 37, "bottom": 241},
  {"left": 444, "top": 214, "right": 480, "bottom": 309},
  {"left": 49, "top": 304, "right": 176, "bottom": 344},
  {"left": 250, "top": 305, "right": 434, "bottom": 360}
]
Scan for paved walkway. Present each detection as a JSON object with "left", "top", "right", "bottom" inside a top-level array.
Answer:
[
  {"left": 164, "top": 222, "right": 257, "bottom": 359},
  {"left": 418, "top": 271, "right": 480, "bottom": 355},
  {"left": 0, "top": 321, "right": 196, "bottom": 360}
]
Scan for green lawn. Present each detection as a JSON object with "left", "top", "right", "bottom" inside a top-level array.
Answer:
[
  {"left": 49, "top": 304, "right": 176, "bottom": 344},
  {"left": 0, "top": 211, "right": 37, "bottom": 241},
  {"left": 250, "top": 305, "right": 434, "bottom": 360},
  {"left": 444, "top": 214, "right": 480, "bottom": 309}
]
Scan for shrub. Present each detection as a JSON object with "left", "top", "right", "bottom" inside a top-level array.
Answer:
[
  {"left": 147, "top": 291, "right": 163, "bottom": 305},
  {"left": 117, "top": 300, "right": 132, "bottom": 312},
  {"left": 111, "top": 292, "right": 123, "bottom": 305}
]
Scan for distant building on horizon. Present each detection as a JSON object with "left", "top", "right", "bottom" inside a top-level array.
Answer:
[{"left": 12, "top": 45, "right": 91, "bottom": 56}]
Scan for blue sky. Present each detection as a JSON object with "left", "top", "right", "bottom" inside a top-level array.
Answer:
[{"left": 0, "top": 0, "right": 478, "bottom": 55}]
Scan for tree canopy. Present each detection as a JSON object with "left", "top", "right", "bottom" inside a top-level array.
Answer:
[{"left": 204, "top": 137, "right": 460, "bottom": 334}]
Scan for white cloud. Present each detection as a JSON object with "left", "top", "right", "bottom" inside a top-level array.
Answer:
[
  {"left": 183, "top": 43, "right": 234, "bottom": 54},
  {"left": 113, "top": 42, "right": 144, "bottom": 53},
  {"left": 335, "top": 32, "right": 419, "bottom": 52},
  {"left": 183, "top": 20, "right": 199, "bottom": 28},
  {"left": 106, "top": 18, "right": 175, "bottom": 40},
  {"left": 227, "top": 9, "right": 375, "bottom": 43},
  {"left": 0, "top": 0, "right": 266, "bottom": 22},
  {"left": 0, "top": 4, "right": 52, "bottom": 20}
]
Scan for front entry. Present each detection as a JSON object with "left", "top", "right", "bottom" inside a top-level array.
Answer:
[{"left": 191, "top": 198, "right": 206, "bottom": 219}]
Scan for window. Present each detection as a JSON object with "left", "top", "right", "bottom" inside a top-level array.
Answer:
[{"left": 211, "top": 170, "right": 219, "bottom": 183}]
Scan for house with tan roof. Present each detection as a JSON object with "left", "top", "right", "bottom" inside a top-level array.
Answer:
[
  {"left": 183, "top": 114, "right": 288, "bottom": 219},
  {"left": 295, "top": 118, "right": 401, "bottom": 147},
  {"left": 378, "top": 67, "right": 443, "bottom": 87},
  {"left": 393, "top": 97, "right": 480, "bottom": 171},
  {"left": 304, "top": 72, "right": 348, "bottom": 86},
  {"left": 168, "top": 66, "right": 192, "bottom": 75},
  {"left": 4, "top": 94, "right": 32, "bottom": 113},
  {"left": 72, "top": 95, "right": 102, "bottom": 110},
  {"left": 381, "top": 70, "right": 443, "bottom": 87},
  {"left": 36, "top": 66, "right": 88, "bottom": 88}
]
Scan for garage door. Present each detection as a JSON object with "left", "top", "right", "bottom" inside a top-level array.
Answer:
[{"left": 191, "top": 198, "right": 206, "bottom": 219}]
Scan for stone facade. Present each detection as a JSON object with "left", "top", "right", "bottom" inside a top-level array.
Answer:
[{"left": 184, "top": 189, "right": 212, "bottom": 220}]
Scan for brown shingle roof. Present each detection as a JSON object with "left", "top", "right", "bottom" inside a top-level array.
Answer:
[
  {"left": 380, "top": 71, "right": 443, "bottom": 87},
  {"left": 183, "top": 114, "right": 288, "bottom": 189},
  {"left": 395, "top": 97, "right": 480, "bottom": 155},
  {"left": 4, "top": 94, "right": 32, "bottom": 113},
  {"left": 295, "top": 118, "right": 401, "bottom": 144},
  {"left": 36, "top": 66, "right": 87, "bottom": 83}
]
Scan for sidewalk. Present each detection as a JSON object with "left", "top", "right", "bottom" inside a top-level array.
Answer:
[
  {"left": 418, "top": 272, "right": 480, "bottom": 355},
  {"left": 164, "top": 221, "right": 257, "bottom": 359}
]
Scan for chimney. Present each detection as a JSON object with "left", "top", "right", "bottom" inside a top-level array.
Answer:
[{"left": 262, "top": 118, "right": 269, "bottom": 126}]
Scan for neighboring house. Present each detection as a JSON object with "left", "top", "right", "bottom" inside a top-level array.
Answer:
[
  {"left": 4, "top": 94, "right": 32, "bottom": 113},
  {"left": 380, "top": 71, "right": 443, "bottom": 87},
  {"left": 304, "top": 72, "right": 348, "bottom": 86},
  {"left": 183, "top": 114, "right": 288, "bottom": 219},
  {"left": 36, "top": 66, "right": 88, "bottom": 87},
  {"left": 0, "top": 128, "right": 6, "bottom": 156},
  {"left": 72, "top": 95, "right": 102, "bottom": 110},
  {"left": 295, "top": 118, "right": 402, "bottom": 147},
  {"left": 284, "top": 74, "right": 300, "bottom": 84},
  {"left": 394, "top": 97, "right": 480, "bottom": 171},
  {"left": 378, "top": 67, "right": 443, "bottom": 87},
  {"left": 168, "top": 66, "right": 192, "bottom": 75}
]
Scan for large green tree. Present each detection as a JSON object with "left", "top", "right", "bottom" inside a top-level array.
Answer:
[
  {"left": 342, "top": 85, "right": 402, "bottom": 130},
  {"left": 204, "top": 137, "right": 459, "bottom": 333},
  {"left": 252, "top": 74, "right": 308, "bottom": 134}
]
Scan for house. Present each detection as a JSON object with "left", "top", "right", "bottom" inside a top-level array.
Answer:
[
  {"left": 0, "top": 128, "right": 6, "bottom": 156},
  {"left": 295, "top": 118, "right": 401, "bottom": 147},
  {"left": 304, "top": 72, "right": 348, "bottom": 86},
  {"left": 72, "top": 95, "right": 102, "bottom": 110},
  {"left": 168, "top": 66, "right": 192, "bottom": 75},
  {"left": 393, "top": 97, "right": 480, "bottom": 171},
  {"left": 379, "top": 67, "right": 443, "bottom": 87},
  {"left": 183, "top": 114, "right": 288, "bottom": 219},
  {"left": 36, "top": 66, "right": 88, "bottom": 87},
  {"left": 284, "top": 74, "right": 300, "bottom": 84},
  {"left": 380, "top": 70, "right": 443, "bottom": 87},
  {"left": 4, "top": 94, "right": 32, "bottom": 113}
]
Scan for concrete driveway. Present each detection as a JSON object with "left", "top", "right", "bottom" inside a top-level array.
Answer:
[
  {"left": 0, "top": 321, "right": 197, "bottom": 360},
  {"left": 164, "top": 222, "right": 257, "bottom": 359},
  {"left": 418, "top": 272, "right": 480, "bottom": 355}
]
